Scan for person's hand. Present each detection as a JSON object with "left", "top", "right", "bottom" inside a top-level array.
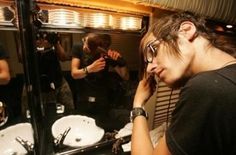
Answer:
[
  {"left": 88, "top": 57, "right": 106, "bottom": 73},
  {"left": 107, "top": 49, "right": 121, "bottom": 61},
  {"left": 133, "top": 75, "right": 157, "bottom": 107}
]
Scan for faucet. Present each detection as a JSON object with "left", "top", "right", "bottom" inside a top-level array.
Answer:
[
  {"left": 15, "top": 136, "right": 34, "bottom": 153},
  {"left": 54, "top": 127, "right": 71, "bottom": 148}
]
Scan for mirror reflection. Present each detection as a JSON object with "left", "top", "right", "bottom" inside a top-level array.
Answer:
[
  {"left": 0, "top": 30, "right": 35, "bottom": 155},
  {"left": 0, "top": 32, "right": 11, "bottom": 127},
  {"left": 70, "top": 32, "right": 131, "bottom": 131},
  {"left": 36, "top": 31, "right": 141, "bottom": 131},
  {"left": 0, "top": 2, "right": 36, "bottom": 154},
  {"left": 32, "top": 31, "right": 141, "bottom": 152},
  {"left": 0, "top": 30, "right": 24, "bottom": 128},
  {"left": 21, "top": 31, "right": 75, "bottom": 118}
]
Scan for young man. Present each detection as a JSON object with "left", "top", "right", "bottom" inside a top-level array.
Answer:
[
  {"left": 131, "top": 12, "right": 236, "bottom": 155},
  {"left": 71, "top": 33, "right": 129, "bottom": 130}
]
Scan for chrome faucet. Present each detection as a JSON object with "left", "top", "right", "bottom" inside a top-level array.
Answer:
[
  {"left": 15, "top": 136, "right": 34, "bottom": 153},
  {"left": 54, "top": 127, "right": 71, "bottom": 147}
]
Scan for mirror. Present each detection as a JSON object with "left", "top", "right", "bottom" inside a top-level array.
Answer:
[
  {"left": 33, "top": 31, "right": 141, "bottom": 154},
  {"left": 0, "top": 30, "right": 24, "bottom": 127},
  {"left": 70, "top": 32, "right": 140, "bottom": 127},
  {"left": 0, "top": 1, "right": 36, "bottom": 154},
  {"left": 0, "top": 30, "right": 35, "bottom": 154},
  {"left": 34, "top": 31, "right": 141, "bottom": 122},
  {"left": 23, "top": 2, "right": 146, "bottom": 154}
]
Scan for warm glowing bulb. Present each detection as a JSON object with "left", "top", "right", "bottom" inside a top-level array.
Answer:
[
  {"left": 120, "top": 17, "right": 141, "bottom": 30},
  {"left": 226, "top": 25, "right": 233, "bottom": 28},
  {"left": 93, "top": 13, "right": 107, "bottom": 28}
]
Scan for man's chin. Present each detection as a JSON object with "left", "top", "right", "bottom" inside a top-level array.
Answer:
[{"left": 165, "top": 77, "right": 189, "bottom": 89}]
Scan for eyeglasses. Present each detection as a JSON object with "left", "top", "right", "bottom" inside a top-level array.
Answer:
[{"left": 144, "top": 39, "right": 161, "bottom": 63}]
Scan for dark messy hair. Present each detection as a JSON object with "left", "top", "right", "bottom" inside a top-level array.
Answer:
[
  {"left": 85, "top": 33, "right": 112, "bottom": 53},
  {"left": 139, "top": 11, "right": 236, "bottom": 78},
  {"left": 100, "top": 34, "right": 112, "bottom": 50},
  {"left": 85, "top": 33, "right": 103, "bottom": 52}
]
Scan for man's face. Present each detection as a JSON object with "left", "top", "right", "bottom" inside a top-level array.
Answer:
[
  {"left": 36, "top": 39, "right": 51, "bottom": 49},
  {"left": 145, "top": 36, "right": 193, "bottom": 88},
  {"left": 82, "top": 37, "right": 91, "bottom": 53},
  {"left": 36, "top": 33, "right": 52, "bottom": 49}
]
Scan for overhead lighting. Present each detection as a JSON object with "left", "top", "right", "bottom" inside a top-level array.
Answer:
[
  {"left": 86, "top": 13, "right": 109, "bottom": 28},
  {"left": 40, "top": 8, "right": 143, "bottom": 31},
  {"left": 120, "top": 16, "right": 142, "bottom": 30},
  {"left": 226, "top": 25, "right": 233, "bottom": 29},
  {"left": 48, "top": 9, "right": 80, "bottom": 26}
]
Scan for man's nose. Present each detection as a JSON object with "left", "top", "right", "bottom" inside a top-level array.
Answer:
[{"left": 146, "top": 62, "right": 158, "bottom": 73}]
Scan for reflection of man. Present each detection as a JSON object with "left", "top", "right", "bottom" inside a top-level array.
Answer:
[
  {"left": 0, "top": 43, "right": 10, "bottom": 127},
  {"left": 0, "top": 43, "right": 10, "bottom": 85},
  {"left": 71, "top": 33, "right": 129, "bottom": 130},
  {"left": 21, "top": 32, "right": 74, "bottom": 116}
]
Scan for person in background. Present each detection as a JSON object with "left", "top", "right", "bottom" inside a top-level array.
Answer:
[
  {"left": 131, "top": 12, "right": 236, "bottom": 155},
  {"left": 0, "top": 43, "right": 10, "bottom": 127},
  {"left": 0, "top": 43, "right": 10, "bottom": 85},
  {"left": 21, "top": 32, "right": 74, "bottom": 116},
  {"left": 71, "top": 33, "right": 129, "bottom": 131}
]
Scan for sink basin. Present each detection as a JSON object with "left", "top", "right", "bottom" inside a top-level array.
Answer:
[
  {"left": 0, "top": 123, "right": 34, "bottom": 155},
  {"left": 51, "top": 115, "right": 105, "bottom": 147}
]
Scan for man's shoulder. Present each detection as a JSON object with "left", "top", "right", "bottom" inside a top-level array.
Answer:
[
  {"left": 191, "top": 65, "right": 236, "bottom": 83},
  {"left": 184, "top": 66, "right": 236, "bottom": 93},
  {"left": 216, "top": 64, "right": 236, "bottom": 85}
]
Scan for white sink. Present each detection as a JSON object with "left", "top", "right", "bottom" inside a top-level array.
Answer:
[
  {"left": 0, "top": 123, "right": 34, "bottom": 155},
  {"left": 51, "top": 115, "right": 105, "bottom": 147}
]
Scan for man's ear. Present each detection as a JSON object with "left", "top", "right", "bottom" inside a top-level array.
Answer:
[{"left": 178, "top": 21, "right": 197, "bottom": 41}]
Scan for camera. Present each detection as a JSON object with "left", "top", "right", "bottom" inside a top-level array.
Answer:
[
  {"left": 97, "top": 47, "right": 126, "bottom": 67},
  {"left": 36, "top": 32, "right": 60, "bottom": 45}
]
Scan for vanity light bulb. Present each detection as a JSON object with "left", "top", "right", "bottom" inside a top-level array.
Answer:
[{"left": 226, "top": 25, "right": 233, "bottom": 29}]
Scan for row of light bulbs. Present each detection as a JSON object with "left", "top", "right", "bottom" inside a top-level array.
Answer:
[{"left": 47, "top": 9, "right": 142, "bottom": 30}]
